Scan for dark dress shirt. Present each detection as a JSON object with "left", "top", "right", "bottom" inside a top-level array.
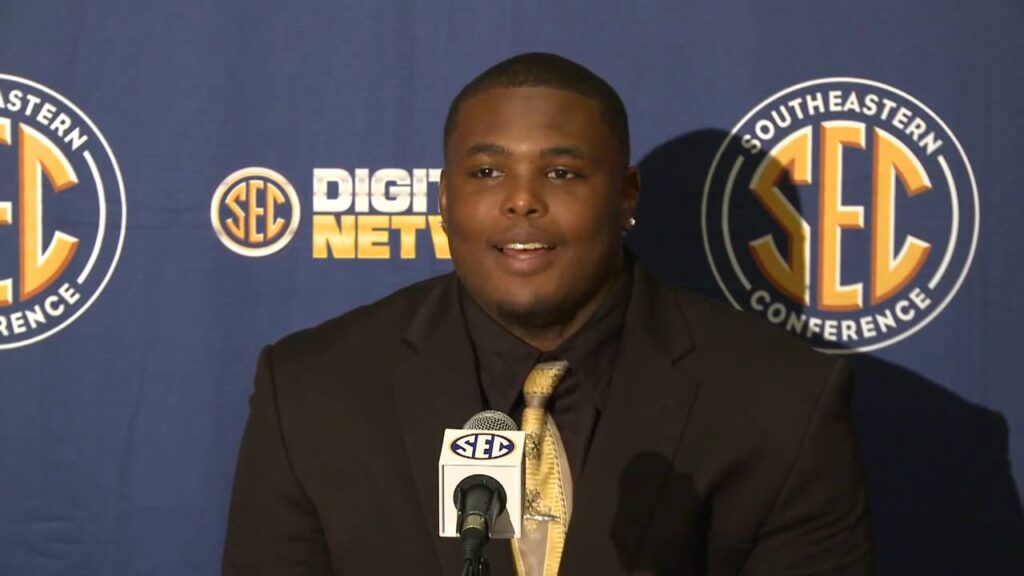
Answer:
[{"left": 458, "top": 268, "right": 632, "bottom": 485}]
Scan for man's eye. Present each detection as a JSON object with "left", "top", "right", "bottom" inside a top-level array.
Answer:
[
  {"left": 472, "top": 167, "right": 499, "bottom": 178},
  {"left": 547, "top": 168, "right": 577, "bottom": 180}
]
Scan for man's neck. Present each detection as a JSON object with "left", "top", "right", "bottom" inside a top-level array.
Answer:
[{"left": 500, "top": 264, "right": 625, "bottom": 353}]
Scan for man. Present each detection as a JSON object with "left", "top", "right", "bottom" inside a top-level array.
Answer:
[{"left": 223, "top": 53, "right": 871, "bottom": 575}]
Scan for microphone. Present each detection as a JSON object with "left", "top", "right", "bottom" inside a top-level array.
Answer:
[{"left": 438, "top": 410, "right": 525, "bottom": 574}]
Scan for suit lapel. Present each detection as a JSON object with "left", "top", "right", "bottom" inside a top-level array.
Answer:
[
  {"left": 392, "top": 275, "right": 487, "bottom": 573},
  {"left": 561, "top": 266, "right": 702, "bottom": 573}
]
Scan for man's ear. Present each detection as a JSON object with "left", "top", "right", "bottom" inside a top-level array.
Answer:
[
  {"left": 621, "top": 165, "right": 641, "bottom": 227},
  {"left": 438, "top": 169, "right": 449, "bottom": 221}
]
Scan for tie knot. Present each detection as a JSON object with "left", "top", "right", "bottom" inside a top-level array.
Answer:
[{"left": 523, "top": 360, "right": 569, "bottom": 404}]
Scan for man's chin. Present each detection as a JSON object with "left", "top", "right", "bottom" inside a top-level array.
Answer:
[{"left": 493, "top": 297, "right": 573, "bottom": 333}]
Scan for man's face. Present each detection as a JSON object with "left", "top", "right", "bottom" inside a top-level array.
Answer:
[{"left": 440, "top": 87, "right": 638, "bottom": 332}]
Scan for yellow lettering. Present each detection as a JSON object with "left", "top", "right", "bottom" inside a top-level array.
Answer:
[
  {"left": 19, "top": 124, "right": 79, "bottom": 300},
  {"left": 0, "top": 118, "right": 10, "bottom": 306},
  {"left": 224, "top": 182, "right": 246, "bottom": 240},
  {"left": 357, "top": 215, "right": 390, "bottom": 259},
  {"left": 749, "top": 126, "right": 812, "bottom": 306},
  {"left": 311, "top": 213, "right": 450, "bottom": 260},
  {"left": 427, "top": 215, "right": 451, "bottom": 259},
  {"left": 246, "top": 180, "right": 265, "bottom": 243},
  {"left": 818, "top": 121, "right": 866, "bottom": 311},
  {"left": 871, "top": 128, "right": 931, "bottom": 303},
  {"left": 391, "top": 215, "right": 425, "bottom": 259},
  {"left": 264, "top": 181, "right": 285, "bottom": 240},
  {"left": 311, "top": 214, "right": 355, "bottom": 259}
]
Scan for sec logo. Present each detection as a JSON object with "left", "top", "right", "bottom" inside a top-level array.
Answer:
[
  {"left": 703, "top": 78, "right": 978, "bottom": 353},
  {"left": 0, "top": 75, "right": 126, "bottom": 349},
  {"left": 211, "top": 167, "right": 300, "bottom": 257},
  {"left": 451, "top": 433, "right": 515, "bottom": 460}
]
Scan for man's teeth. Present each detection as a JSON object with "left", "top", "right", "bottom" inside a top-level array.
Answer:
[{"left": 504, "top": 242, "right": 550, "bottom": 250}]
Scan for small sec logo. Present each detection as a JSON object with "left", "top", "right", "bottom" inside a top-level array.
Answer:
[
  {"left": 211, "top": 167, "right": 300, "bottom": 257},
  {"left": 451, "top": 433, "right": 515, "bottom": 460}
]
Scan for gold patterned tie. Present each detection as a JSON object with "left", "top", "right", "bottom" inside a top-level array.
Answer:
[{"left": 511, "top": 360, "right": 570, "bottom": 576}]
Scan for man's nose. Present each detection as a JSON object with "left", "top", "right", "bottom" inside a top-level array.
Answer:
[{"left": 500, "top": 175, "right": 547, "bottom": 218}]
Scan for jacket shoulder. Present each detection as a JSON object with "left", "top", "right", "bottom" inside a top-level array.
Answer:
[
  {"left": 674, "top": 287, "right": 837, "bottom": 376},
  {"left": 667, "top": 285, "right": 846, "bottom": 443},
  {"left": 266, "top": 272, "right": 452, "bottom": 368}
]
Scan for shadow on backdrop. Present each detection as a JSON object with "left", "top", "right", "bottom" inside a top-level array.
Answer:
[{"left": 620, "top": 128, "right": 1024, "bottom": 574}]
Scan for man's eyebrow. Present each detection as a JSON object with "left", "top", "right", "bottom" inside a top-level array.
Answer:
[
  {"left": 464, "top": 143, "right": 509, "bottom": 157},
  {"left": 540, "top": 146, "right": 587, "bottom": 161}
]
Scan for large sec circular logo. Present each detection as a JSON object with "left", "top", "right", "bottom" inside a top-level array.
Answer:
[
  {"left": 0, "top": 75, "right": 126, "bottom": 349},
  {"left": 703, "top": 78, "right": 978, "bottom": 353}
]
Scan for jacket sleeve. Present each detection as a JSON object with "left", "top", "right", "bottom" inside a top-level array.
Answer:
[
  {"left": 742, "top": 359, "right": 873, "bottom": 575},
  {"left": 222, "top": 346, "right": 334, "bottom": 576}
]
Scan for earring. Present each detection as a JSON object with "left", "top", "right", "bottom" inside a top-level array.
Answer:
[{"left": 625, "top": 216, "right": 637, "bottom": 230}]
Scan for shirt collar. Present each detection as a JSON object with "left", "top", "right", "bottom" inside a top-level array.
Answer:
[{"left": 459, "top": 259, "right": 633, "bottom": 414}]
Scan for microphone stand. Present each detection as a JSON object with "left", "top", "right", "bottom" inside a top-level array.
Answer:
[
  {"left": 460, "top": 556, "right": 490, "bottom": 576},
  {"left": 455, "top": 475, "right": 505, "bottom": 576},
  {"left": 458, "top": 512, "right": 491, "bottom": 576}
]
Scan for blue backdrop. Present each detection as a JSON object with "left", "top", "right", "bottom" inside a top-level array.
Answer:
[{"left": 1, "top": 1, "right": 1022, "bottom": 574}]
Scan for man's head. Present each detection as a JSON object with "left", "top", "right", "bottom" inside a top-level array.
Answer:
[
  {"left": 439, "top": 53, "right": 640, "bottom": 349},
  {"left": 444, "top": 53, "right": 631, "bottom": 167}
]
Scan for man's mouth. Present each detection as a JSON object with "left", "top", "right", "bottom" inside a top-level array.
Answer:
[
  {"left": 499, "top": 242, "right": 554, "bottom": 253},
  {"left": 492, "top": 240, "right": 558, "bottom": 272}
]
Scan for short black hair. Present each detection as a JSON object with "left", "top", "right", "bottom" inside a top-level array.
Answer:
[{"left": 443, "top": 52, "right": 631, "bottom": 165}]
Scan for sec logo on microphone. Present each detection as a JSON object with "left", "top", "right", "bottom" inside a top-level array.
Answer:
[{"left": 451, "top": 433, "right": 516, "bottom": 460}]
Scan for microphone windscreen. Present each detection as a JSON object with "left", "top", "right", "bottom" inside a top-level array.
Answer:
[{"left": 463, "top": 410, "right": 517, "bottom": 432}]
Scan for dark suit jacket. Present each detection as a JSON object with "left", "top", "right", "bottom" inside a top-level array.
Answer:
[{"left": 222, "top": 264, "right": 872, "bottom": 575}]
